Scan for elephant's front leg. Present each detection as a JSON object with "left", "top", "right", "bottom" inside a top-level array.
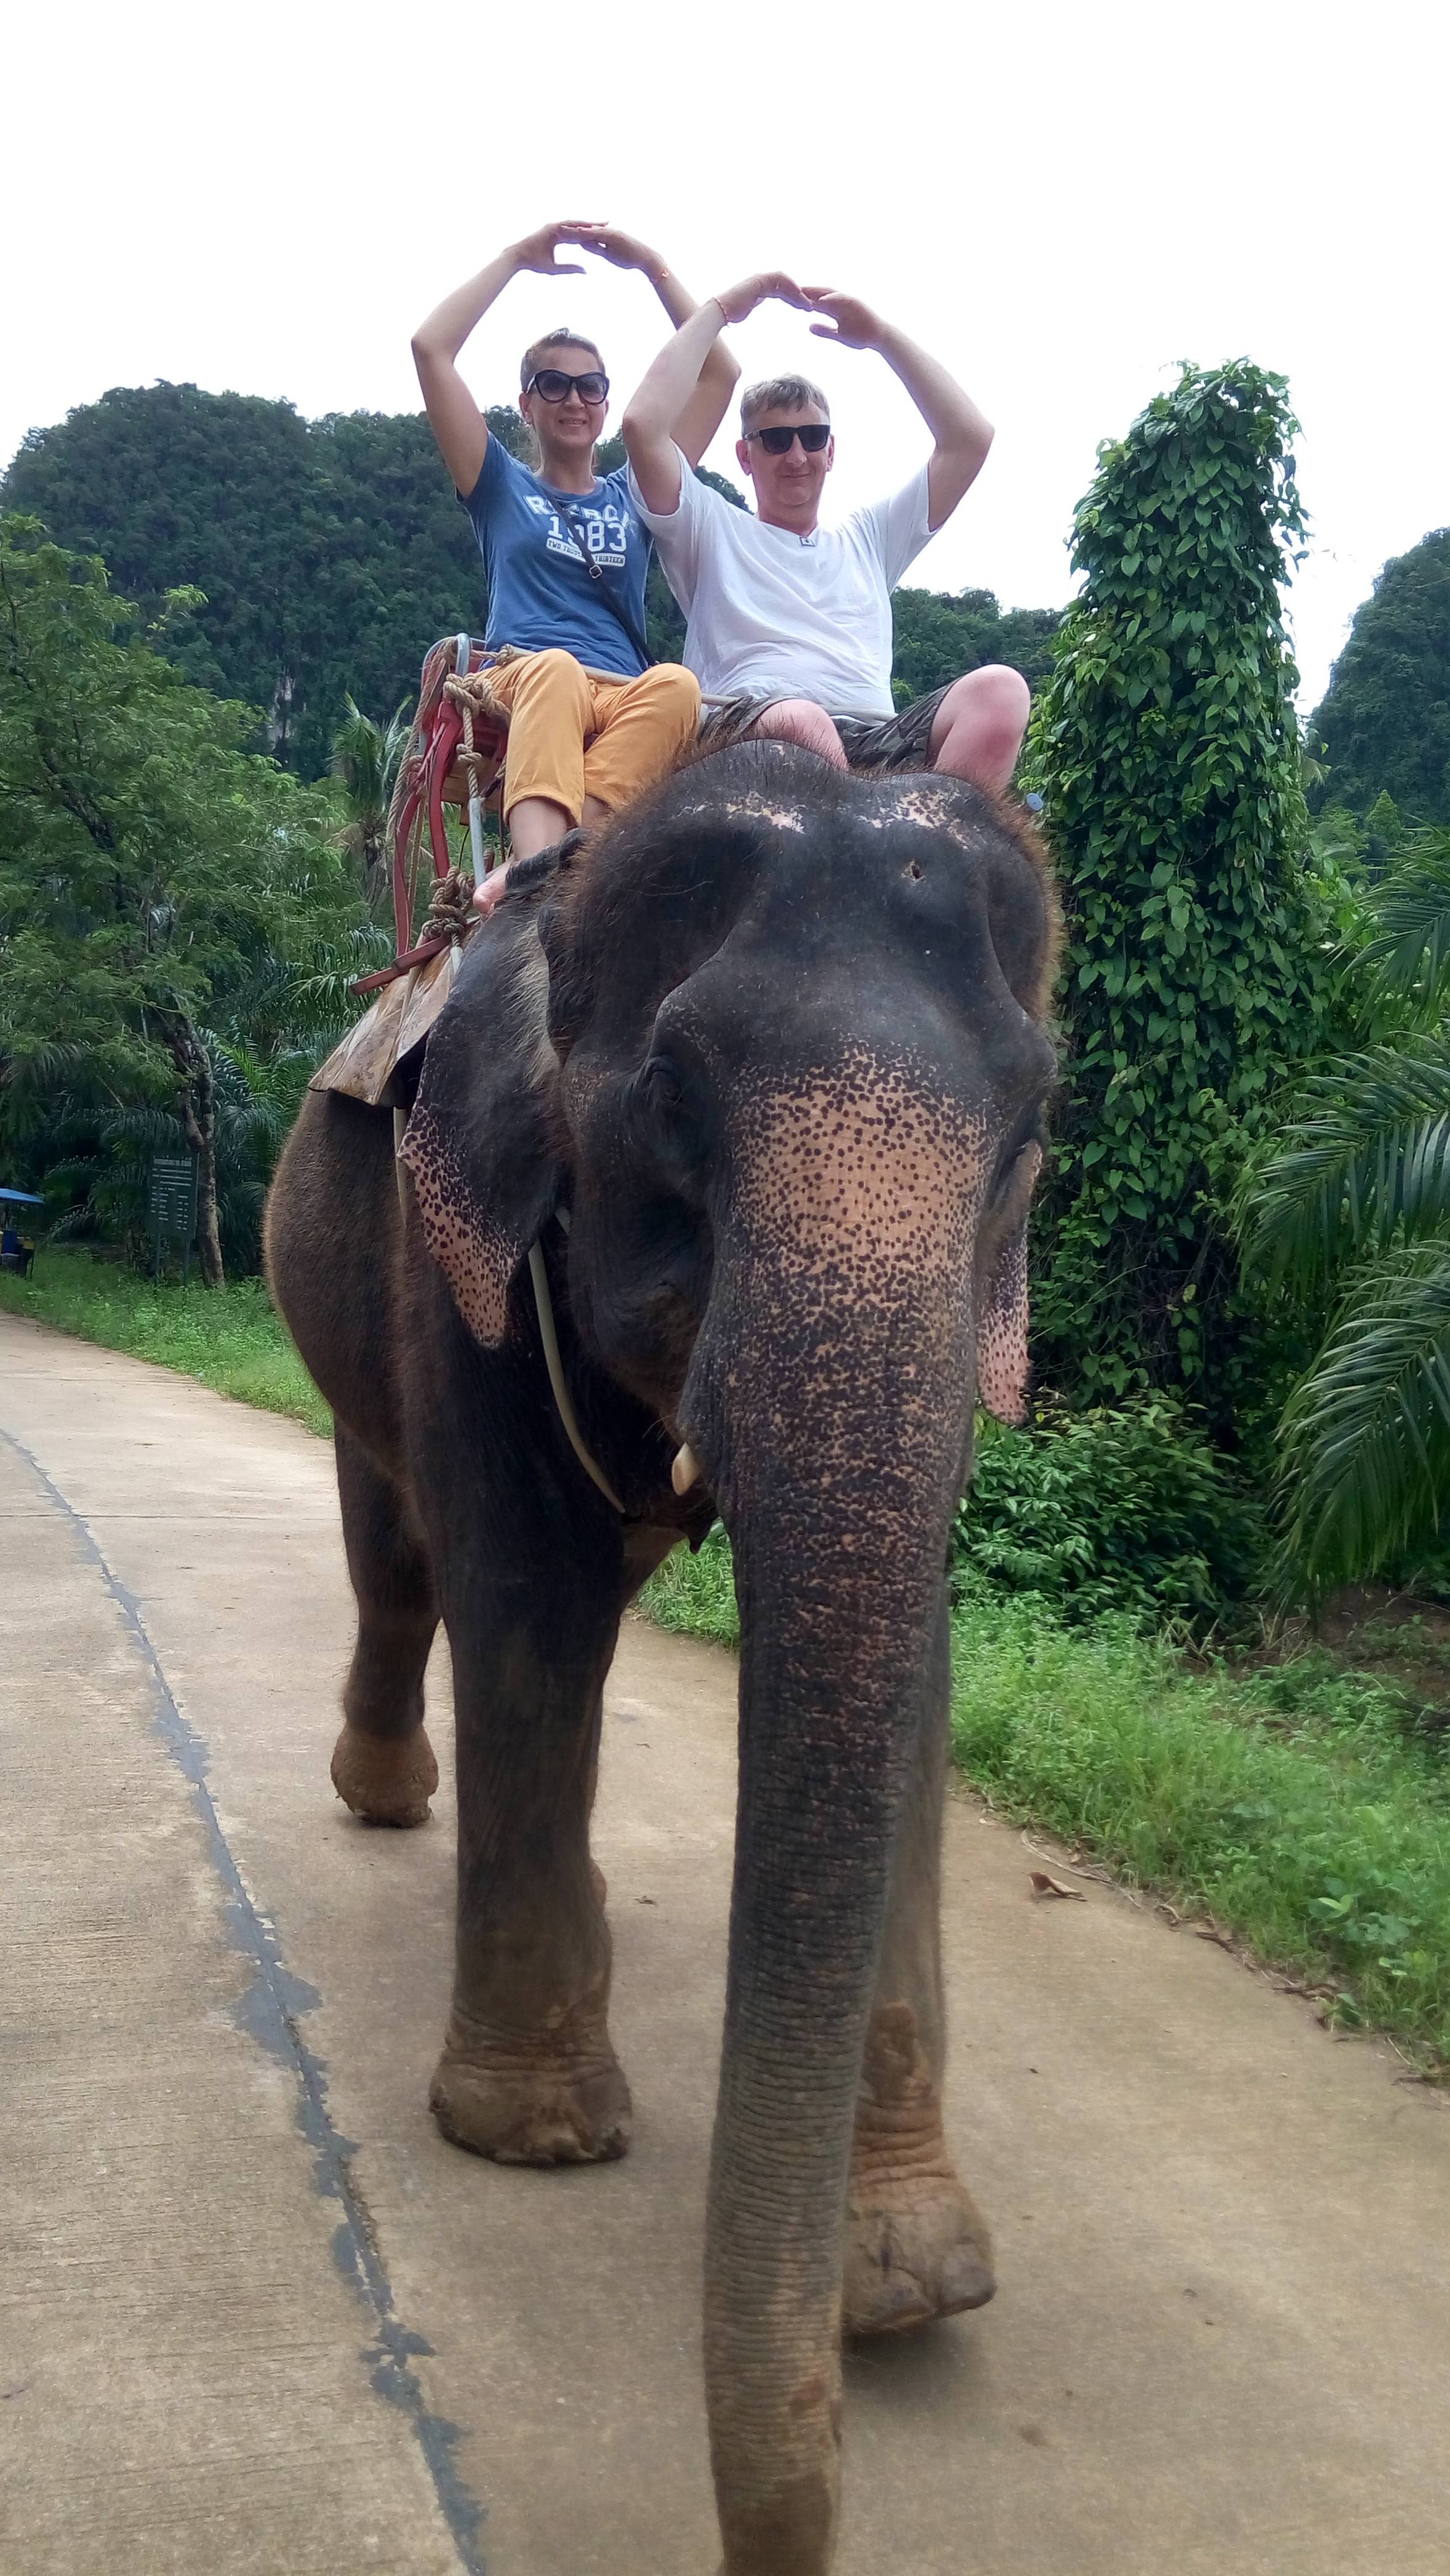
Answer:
[
  {"left": 843, "top": 1596, "right": 995, "bottom": 2335},
  {"left": 429, "top": 1537, "right": 632, "bottom": 2169}
]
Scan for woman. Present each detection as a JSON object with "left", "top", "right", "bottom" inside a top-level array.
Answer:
[{"left": 411, "top": 220, "right": 737, "bottom": 901}]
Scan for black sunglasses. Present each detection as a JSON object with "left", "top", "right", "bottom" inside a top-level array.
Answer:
[
  {"left": 527, "top": 367, "right": 610, "bottom": 404},
  {"left": 744, "top": 422, "right": 832, "bottom": 455}
]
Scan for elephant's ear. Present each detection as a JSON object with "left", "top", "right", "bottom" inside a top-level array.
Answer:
[
  {"left": 399, "top": 903, "right": 562, "bottom": 1348},
  {"left": 975, "top": 1141, "right": 1041, "bottom": 1427}
]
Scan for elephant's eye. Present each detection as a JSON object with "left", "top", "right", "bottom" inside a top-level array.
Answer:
[
  {"left": 631, "top": 1056, "right": 684, "bottom": 1122},
  {"left": 624, "top": 1054, "right": 714, "bottom": 1202}
]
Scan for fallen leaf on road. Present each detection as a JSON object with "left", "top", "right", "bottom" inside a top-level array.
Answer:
[{"left": 1029, "top": 1872, "right": 1086, "bottom": 1901}]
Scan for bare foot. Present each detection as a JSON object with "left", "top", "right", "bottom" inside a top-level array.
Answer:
[{"left": 472, "top": 863, "right": 510, "bottom": 918}]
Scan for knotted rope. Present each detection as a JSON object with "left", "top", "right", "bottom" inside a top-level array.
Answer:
[
  {"left": 422, "top": 865, "right": 476, "bottom": 941},
  {"left": 443, "top": 667, "right": 510, "bottom": 820},
  {"left": 352, "top": 865, "right": 479, "bottom": 995}
]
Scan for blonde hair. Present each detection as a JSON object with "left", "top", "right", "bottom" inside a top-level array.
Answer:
[
  {"left": 519, "top": 328, "right": 605, "bottom": 391},
  {"left": 740, "top": 374, "right": 830, "bottom": 433}
]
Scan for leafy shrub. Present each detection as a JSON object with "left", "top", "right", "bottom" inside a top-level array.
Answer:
[
  {"left": 1234, "top": 1650, "right": 1449, "bottom": 1773},
  {"left": 954, "top": 1400, "right": 1266, "bottom": 1632}
]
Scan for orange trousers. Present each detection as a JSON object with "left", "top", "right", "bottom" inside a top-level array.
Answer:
[{"left": 484, "top": 648, "right": 700, "bottom": 828}]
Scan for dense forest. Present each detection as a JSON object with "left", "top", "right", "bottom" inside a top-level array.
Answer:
[
  {"left": 1, "top": 383, "right": 1062, "bottom": 776},
  {"left": 1309, "top": 527, "right": 1450, "bottom": 827}
]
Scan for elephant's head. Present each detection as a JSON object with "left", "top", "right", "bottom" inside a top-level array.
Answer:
[{"left": 401, "top": 742, "right": 1058, "bottom": 2570}]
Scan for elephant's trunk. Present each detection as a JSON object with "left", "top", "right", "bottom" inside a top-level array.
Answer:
[{"left": 692, "top": 1246, "right": 975, "bottom": 2575}]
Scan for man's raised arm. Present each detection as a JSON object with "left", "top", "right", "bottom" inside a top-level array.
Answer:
[
  {"left": 623, "top": 273, "right": 811, "bottom": 512},
  {"left": 805, "top": 292, "right": 994, "bottom": 530},
  {"left": 558, "top": 227, "right": 740, "bottom": 468}
]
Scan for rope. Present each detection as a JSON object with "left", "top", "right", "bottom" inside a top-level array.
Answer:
[
  {"left": 444, "top": 669, "right": 511, "bottom": 886},
  {"left": 422, "top": 866, "right": 476, "bottom": 941},
  {"left": 350, "top": 872, "right": 478, "bottom": 995}
]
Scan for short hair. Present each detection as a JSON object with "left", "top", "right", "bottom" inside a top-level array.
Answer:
[
  {"left": 740, "top": 374, "right": 830, "bottom": 433},
  {"left": 520, "top": 328, "right": 605, "bottom": 391}
]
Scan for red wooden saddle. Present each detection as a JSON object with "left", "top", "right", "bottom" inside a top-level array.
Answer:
[{"left": 310, "top": 635, "right": 506, "bottom": 1105}]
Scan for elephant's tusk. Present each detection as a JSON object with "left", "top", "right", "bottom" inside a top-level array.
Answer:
[{"left": 671, "top": 1442, "right": 701, "bottom": 1496}]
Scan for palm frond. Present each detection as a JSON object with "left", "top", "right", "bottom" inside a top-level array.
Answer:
[
  {"left": 1275, "top": 1246, "right": 1450, "bottom": 1592},
  {"left": 1355, "top": 827, "right": 1450, "bottom": 1018},
  {"left": 1243, "top": 1035, "right": 1450, "bottom": 1289},
  {"left": 330, "top": 695, "right": 412, "bottom": 807}
]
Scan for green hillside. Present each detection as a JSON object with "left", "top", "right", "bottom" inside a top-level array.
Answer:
[
  {"left": 3, "top": 382, "right": 1062, "bottom": 776},
  {"left": 1310, "top": 528, "right": 1450, "bottom": 824}
]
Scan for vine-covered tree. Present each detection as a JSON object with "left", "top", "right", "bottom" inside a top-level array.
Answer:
[
  {"left": 1028, "top": 361, "right": 1328, "bottom": 1416},
  {"left": 1309, "top": 528, "right": 1450, "bottom": 826},
  {"left": 0, "top": 517, "right": 368, "bottom": 1283}
]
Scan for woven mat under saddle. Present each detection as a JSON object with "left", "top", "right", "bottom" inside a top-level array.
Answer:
[
  {"left": 310, "top": 868, "right": 478, "bottom": 1107},
  {"left": 309, "top": 942, "right": 467, "bottom": 1107}
]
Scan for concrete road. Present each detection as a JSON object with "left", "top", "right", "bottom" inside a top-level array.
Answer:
[{"left": 2, "top": 1310, "right": 1448, "bottom": 2576}]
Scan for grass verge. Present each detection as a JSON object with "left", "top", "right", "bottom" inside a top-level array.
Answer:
[
  {"left": 0, "top": 1247, "right": 331, "bottom": 1439},
  {"left": 10, "top": 1250, "right": 1449, "bottom": 2069},
  {"left": 644, "top": 1534, "right": 1450, "bottom": 2070}
]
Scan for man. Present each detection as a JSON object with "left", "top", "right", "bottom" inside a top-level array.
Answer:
[{"left": 621, "top": 273, "right": 1029, "bottom": 790}]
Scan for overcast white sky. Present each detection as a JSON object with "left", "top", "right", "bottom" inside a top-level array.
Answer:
[{"left": 4, "top": 0, "right": 1444, "bottom": 711}]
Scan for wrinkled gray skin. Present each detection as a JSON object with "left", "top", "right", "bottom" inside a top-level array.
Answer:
[{"left": 266, "top": 746, "right": 1058, "bottom": 2574}]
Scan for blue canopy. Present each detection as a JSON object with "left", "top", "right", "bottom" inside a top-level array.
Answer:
[{"left": 1, "top": 1188, "right": 44, "bottom": 1206}]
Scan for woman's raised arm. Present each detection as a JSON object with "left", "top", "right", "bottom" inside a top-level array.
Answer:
[{"left": 411, "top": 221, "right": 603, "bottom": 493}]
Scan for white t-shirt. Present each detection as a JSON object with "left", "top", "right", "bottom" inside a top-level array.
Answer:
[{"left": 628, "top": 448, "right": 934, "bottom": 721}]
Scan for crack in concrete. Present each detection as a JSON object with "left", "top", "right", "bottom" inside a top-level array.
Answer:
[{"left": 0, "top": 1424, "right": 487, "bottom": 2575}]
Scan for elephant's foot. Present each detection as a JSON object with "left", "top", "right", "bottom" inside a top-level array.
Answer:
[
  {"left": 843, "top": 2172, "right": 995, "bottom": 2336},
  {"left": 430, "top": 2020, "right": 631, "bottom": 2166},
  {"left": 331, "top": 1719, "right": 438, "bottom": 1828},
  {"left": 843, "top": 2000, "right": 996, "bottom": 2337}
]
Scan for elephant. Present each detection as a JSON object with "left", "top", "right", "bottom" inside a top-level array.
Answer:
[{"left": 264, "top": 740, "right": 1059, "bottom": 2575}]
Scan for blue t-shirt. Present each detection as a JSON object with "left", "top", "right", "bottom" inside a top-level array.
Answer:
[{"left": 462, "top": 439, "right": 652, "bottom": 680}]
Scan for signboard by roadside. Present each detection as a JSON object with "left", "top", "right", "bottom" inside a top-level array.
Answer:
[{"left": 148, "top": 1153, "right": 199, "bottom": 1282}]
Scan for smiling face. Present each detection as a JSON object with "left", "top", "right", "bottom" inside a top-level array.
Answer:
[
  {"left": 735, "top": 400, "right": 835, "bottom": 535},
  {"left": 519, "top": 338, "right": 609, "bottom": 481}
]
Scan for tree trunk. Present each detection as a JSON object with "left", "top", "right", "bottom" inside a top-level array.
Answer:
[{"left": 167, "top": 1015, "right": 224, "bottom": 1288}]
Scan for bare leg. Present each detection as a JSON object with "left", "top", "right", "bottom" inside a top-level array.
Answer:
[
  {"left": 330, "top": 1426, "right": 441, "bottom": 1827},
  {"left": 927, "top": 664, "right": 1031, "bottom": 795},
  {"left": 843, "top": 1596, "right": 995, "bottom": 2333},
  {"left": 506, "top": 794, "right": 572, "bottom": 861},
  {"left": 470, "top": 646, "right": 593, "bottom": 913},
  {"left": 753, "top": 697, "right": 849, "bottom": 769}
]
